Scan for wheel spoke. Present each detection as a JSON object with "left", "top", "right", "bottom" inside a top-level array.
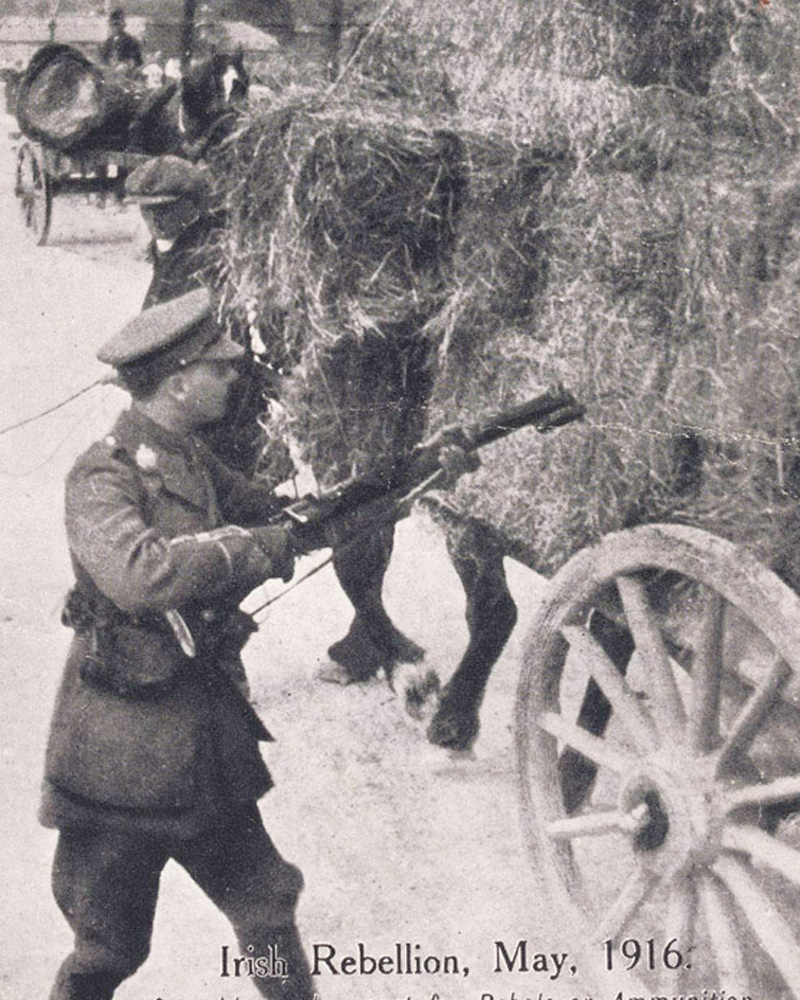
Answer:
[
  {"left": 715, "top": 658, "right": 791, "bottom": 774},
  {"left": 562, "top": 625, "right": 659, "bottom": 751},
  {"left": 723, "top": 775, "right": 800, "bottom": 811},
  {"left": 722, "top": 824, "right": 800, "bottom": 889},
  {"left": 545, "top": 803, "right": 649, "bottom": 841},
  {"left": 616, "top": 574, "right": 687, "bottom": 733},
  {"left": 593, "top": 866, "right": 658, "bottom": 941},
  {"left": 689, "top": 590, "right": 725, "bottom": 753},
  {"left": 697, "top": 873, "right": 751, "bottom": 989},
  {"left": 663, "top": 878, "right": 694, "bottom": 993},
  {"left": 539, "top": 712, "right": 636, "bottom": 774},
  {"left": 715, "top": 854, "right": 800, "bottom": 985}
]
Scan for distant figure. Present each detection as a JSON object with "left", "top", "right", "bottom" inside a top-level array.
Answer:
[
  {"left": 125, "top": 155, "right": 222, "bottom": 310},
  {"left": 99, "top": 7, "right": 143, "bottom": 72}
]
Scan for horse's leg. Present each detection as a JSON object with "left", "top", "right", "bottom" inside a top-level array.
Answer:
[
  {"left": 427, "top": 518, "right": 517, "bottom": 751},
  {"left": 321, "top": 332, "right": 431, "bottom": 685},
  {"left": 557, "top": 610, "right": 635, "bottom": 813},
  {"left": 321, "top": 525, "right": 425, "bottom": 684}
]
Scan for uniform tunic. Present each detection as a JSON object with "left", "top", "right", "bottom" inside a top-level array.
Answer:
[{"left": 41, "top": 406, "right": 290, "bottom": 839}]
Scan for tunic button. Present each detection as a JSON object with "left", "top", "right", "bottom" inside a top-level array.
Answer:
[{"left": 202, "top": 608, "right": 217, "bottom": 622}]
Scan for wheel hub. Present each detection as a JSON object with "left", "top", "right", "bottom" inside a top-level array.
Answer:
[{"left": 619, "top": 756, "right": 723, "bottom": 871}]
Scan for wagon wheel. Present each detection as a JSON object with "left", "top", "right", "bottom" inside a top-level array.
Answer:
[
  {"left": 15, "top": 142, "right": 52, "bottom": 245},
  {"left": 516, "top": 524, "right": 800, "bottom": 998}
]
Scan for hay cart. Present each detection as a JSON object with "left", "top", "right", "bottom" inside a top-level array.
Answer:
[
  {"left": 218, "top": 103, "right": 800, "bottom": 997},
  {"left": 14, "top": 140, "right": 148, "bottom": 245},
  {"left": 514, "top": 521, "right": 800, "bottom": 997}
]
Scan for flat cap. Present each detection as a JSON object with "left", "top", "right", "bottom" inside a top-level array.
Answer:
[
  {"left": 125, "top": 155, "right": 210, "bottom": 206},
  {"left": 97, "top": 287, "right": 245, "bottom": 372}
]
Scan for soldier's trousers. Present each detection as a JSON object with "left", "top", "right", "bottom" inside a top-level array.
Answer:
[{"left": 48, "top": 805, "right": 314, "bottom": 1000}]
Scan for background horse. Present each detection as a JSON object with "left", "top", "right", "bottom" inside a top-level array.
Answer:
[{"left": 128, "top": 49, "right": 249, "bottom": 160}]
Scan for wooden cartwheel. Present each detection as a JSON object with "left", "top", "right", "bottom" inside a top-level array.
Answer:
[
  {"left": 13, "top": 140, "right": 150, "bottom": 246},
  {"left": 15, "top": 141, "right": 52, "bottom": 246},
  {"left": 516, "top": 523, "right": 800, "bottom": 998}
]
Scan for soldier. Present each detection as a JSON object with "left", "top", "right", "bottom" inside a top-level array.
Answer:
[
  {"left": 126, "top": 155, "right": 223, "bottom": 310},
  {"left": 41, "top": 288, "right": 316, "bottom": 1000},
  {"left": 126, "top": 155, "right": 283, "bottom": 477}
]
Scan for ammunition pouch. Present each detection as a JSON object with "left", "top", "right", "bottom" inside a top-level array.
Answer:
[
  {"left": 63, "top": 588, "right": 189, "bottom": 699},
  {"left": 62, "top": 588, "right": 259, "bottom": 700}
]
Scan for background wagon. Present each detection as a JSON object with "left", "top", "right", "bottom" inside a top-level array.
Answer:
[{"left": 9, "top": 43, "right": 160, "bottom": 246}]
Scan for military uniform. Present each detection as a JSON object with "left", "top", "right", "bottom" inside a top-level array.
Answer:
[
  {"left": 142, "top": 210, "right": 225, "bottom": 309},
  {"left": 42, "top": 290, "right": 315, "bottom": 1000},
  {"left": 125, "top": 155, "right": 220, "bottom": 312}
]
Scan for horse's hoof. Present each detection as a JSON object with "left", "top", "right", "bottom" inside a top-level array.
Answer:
[
  {"left": 326, "top": 630, "right": 383, "bottom": 680},
  {"left": 316, "top": 662, "right": 375, "bottom": 686},
  {"left": 392, "top": 663, "right": 440, "bottom": 720},
  {"left": 387, "top": 631, "right": 425, "bottom": 664},
  {"left": 427, "top": 706, "right": 480, "bottom": 751}
]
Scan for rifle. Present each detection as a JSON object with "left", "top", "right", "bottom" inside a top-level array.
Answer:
[
  {"left": 278, "top": 384, "right": 585, "bottom": 550},
  {"left": 167, "top": 387, "right": 583, "bottom": 658}
]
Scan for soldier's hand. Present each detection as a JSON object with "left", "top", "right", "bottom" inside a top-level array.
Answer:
[
  {"left": 423, "top": 425, "right": 480, "bottom": 488},
  {"left": 248, "top": 525, "right": 295, "bottom": 583}
]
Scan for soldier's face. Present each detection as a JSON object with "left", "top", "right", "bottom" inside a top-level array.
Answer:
[
  {"left": 142, "top": 201, "right": 201, "bottom": 242},
  {"left": 175, "top": 359, "right": 240, "bottom": 425}
]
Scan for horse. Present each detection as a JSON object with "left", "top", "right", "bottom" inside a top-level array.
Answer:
[
  {"left": 288, "top": 325, "right": 521, "bottom": 755},
  {"left": 128, "top": 49, "right": 249, "bottom": 161}
]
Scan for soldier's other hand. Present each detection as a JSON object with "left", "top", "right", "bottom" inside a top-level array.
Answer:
[
  {"left": 438, "top": 443, "right": 480, "bottom": 486},
  {"left": 428, "top": 425, "right": 480, "bottom": 488},
  {"left": 249, "top": 525, "right": 295, "bottom": 583}
]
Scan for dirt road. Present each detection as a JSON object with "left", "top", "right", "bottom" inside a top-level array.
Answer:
[{"left": 0, "top": 108, "right": 571, "bottom": 1000}]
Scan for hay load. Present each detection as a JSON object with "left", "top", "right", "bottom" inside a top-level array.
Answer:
[
  {"left": 218, "top": 101, "right": 566, "bottom": 483},
  {"left": 446, "top": 155, "right": 800, "bottom": 578},
  {"left": 217, "top": 0, "right": 800, "bottom": 585},
  {"left": 218, "top": 104, "right": 467, "bottom": 481}
]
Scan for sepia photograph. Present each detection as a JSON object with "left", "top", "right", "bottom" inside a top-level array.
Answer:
[{"left": 0, "top": 1, "right": 798, "bottom": 999}]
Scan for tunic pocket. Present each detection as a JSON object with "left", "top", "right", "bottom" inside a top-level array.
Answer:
[{"left": 46, "top": 639, "right": 210, "bottom": 811}]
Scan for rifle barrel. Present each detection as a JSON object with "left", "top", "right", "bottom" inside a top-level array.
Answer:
[
  {"left": 282, "top": 385, "right": 585, "bottom": 537},
  {"left": 468, "top": 387, "right": 582, "bottom": 448}
]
